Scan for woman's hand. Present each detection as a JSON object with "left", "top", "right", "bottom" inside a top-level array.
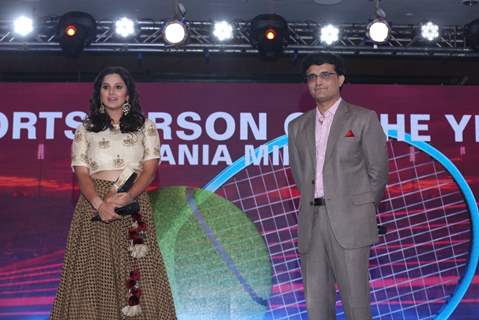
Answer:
[
  {"left": 97, "top": 201, "right": 121, "bottom": 222},
  {"left": 105, "top": 192, "right": 133, "bottom": 207}
]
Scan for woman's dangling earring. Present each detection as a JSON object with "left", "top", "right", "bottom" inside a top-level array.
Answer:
[
  {"left": 99, "top": 102, "right": 105, "bottom": 114},
  {"left": 122, "top": 101, "right": 131, "bottom": 116}
]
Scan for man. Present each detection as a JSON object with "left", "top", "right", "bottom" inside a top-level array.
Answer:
[{"left": 288, "top": 53, "right": 388, "bottom": 320}]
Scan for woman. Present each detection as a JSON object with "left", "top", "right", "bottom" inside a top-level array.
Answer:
[{"left": 51, "top": 66, "right": 176, "bottom": 319}]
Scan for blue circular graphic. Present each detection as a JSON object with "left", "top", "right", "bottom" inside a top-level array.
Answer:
[{"left": 204, "top": 131, "right": 479, "bottom": 320}]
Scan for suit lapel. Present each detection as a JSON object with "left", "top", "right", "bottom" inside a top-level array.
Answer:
[
  {"left": 300, "top": 110, "right": 316, "bottom": 167},
  {"left": 325, "top": 100, "right": 350, "bottom": 163}
]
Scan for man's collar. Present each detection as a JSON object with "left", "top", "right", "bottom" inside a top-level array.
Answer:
[{"left": 316, "top": 97, "right": 342, "bottom": 118}]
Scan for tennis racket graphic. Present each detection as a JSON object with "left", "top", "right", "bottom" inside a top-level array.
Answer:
[{"left": 204, "top": 130, "right": 479, "bottom": 320}]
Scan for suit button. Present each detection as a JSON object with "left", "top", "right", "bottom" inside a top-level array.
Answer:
[
  {"left": 312, "top": 179, "right": 315, "bottom": 184},
  {"left": 310, "top": 201, "right": 314, "bottom": 206}
]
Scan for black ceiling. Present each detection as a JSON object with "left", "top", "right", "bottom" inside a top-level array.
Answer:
[{"left": 1, "top": 0, "right": 478, "bottom": 26}]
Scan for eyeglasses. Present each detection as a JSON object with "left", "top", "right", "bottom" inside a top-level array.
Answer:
[{"left": 305, "top": 71, "right": 337, "bottom": 82}]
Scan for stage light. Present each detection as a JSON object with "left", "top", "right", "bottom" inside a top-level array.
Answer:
[
  {"left": 13, "top": 16, "right": 33, "bottom": 37},
  {"left": 115, "top": 17, "right": 135, "bottom": 38},
  {"left": 57, "top": 11, "right": 97, "bottom": 56},
  {"left": 367, "top": 0, "right": 390, "bottom": 44},
  {"left": 213, "top": 21, "right": 233, "bottom": 41},
  {"left": 465, "top": 18, "right": 479, "bottom": 51},
  {"left": 265, "top": 28, "right": 276, "bottom": 40},
  {"left": 65, "top": 25, "right": 77, "bottom": 37},
  {"left": 163, "top": 20, "right": 187, "bottom": 45},
  {"left": 367, "top": 18, "right": 390, "bottom": 43},
  {"left": 249, "top": 14, "right": 288, "bottom": 59},
  {"left": 421, "top": 22, "right": 439, "bottom": 41},
  {"left": 320, "top": 24, "right": 339, "bottom": 45}
]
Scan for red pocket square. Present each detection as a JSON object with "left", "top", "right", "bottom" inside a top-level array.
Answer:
[{"left": 344, "top": 130, "right": 355, "bottom": 137}]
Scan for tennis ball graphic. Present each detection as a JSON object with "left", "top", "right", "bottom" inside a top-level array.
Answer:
[{"left": 150, "top": 186, "right": 272, "bottom": 320}]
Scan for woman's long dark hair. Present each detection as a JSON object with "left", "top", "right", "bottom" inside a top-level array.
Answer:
[{"left": 84, "top": 66, "right": 145, "bottom": 133}]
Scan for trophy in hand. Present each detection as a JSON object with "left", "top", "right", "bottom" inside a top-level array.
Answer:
[{"left": 91, "top": 167, "right": 140, "bottom": 222}]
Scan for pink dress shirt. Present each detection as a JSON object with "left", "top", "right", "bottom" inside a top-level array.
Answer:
[{"left": 315, "top": 98, "right": 341, "bottom": 198}]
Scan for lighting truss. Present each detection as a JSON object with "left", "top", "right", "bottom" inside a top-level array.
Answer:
[{"left": 0, "top": 18, "right": 474, "bottom": 57}]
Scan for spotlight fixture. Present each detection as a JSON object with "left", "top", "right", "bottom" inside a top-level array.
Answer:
[
  {"left": 13, "top": 16, "right": 33, "bottom": 37},
  {"left": 115, "top": 17, "right": 135, "bottom": 38},
  {"left": 367, "top": 0, "right": 390, "bottom": 44},
  {"left": 213, "top": 21, "right": 233, "bottom": 41},
  {"left": 367, "top": 18, "right": 390, "bottom": 43},
  {"left": 57, "top": 11, "right": 97, "bottom": 56},
  {"left": 249, "top": 14, "right": 288, "bottom": 59},
  {"left": 465, "top": 18, "right": 479, "bottom": 51},
  {"left": 163, "top": 20, "right": 187, "bottom": 45},
  {"left": 320, "top": 24, "right": 339, "bottom": 45},
  {"left": 162, "top": 2, "right": 188, "bottom": 46},
  {"left": 421, "top": 21, "right": 439, "bottom": 41}
]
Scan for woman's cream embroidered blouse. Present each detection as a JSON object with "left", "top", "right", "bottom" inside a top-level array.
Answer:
[{"left": 71, "top": 119, "right": 160, "bottom": 175}]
